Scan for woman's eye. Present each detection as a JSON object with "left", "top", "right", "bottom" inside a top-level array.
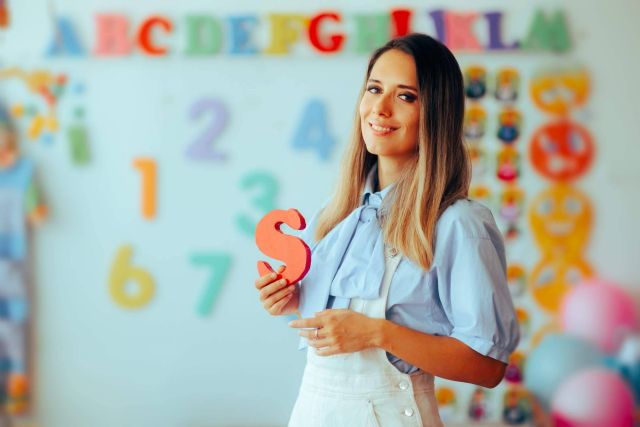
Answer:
[
  {"left": 366, "top": 86, "right": 381, "bottom": 94},
  {"left": 399, "top": 93, "right": 416, "bottom": 102}
]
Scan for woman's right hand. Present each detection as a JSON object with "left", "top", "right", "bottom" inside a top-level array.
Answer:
[{"left": 255, "top": 265, "right": 300, "bottom": 316}]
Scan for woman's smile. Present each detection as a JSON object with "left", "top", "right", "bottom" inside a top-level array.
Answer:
[{"left": 369, "top": 121, "right": 399, "bottom": 136}]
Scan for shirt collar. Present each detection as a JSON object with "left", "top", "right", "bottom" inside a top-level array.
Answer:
[{"left": 362, "top": 163, "right": 395, "bottom": 204}]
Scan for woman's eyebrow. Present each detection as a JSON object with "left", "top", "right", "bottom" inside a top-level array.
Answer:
[{"left": 367, "top": 78, "right": 417, "bottom": 92}]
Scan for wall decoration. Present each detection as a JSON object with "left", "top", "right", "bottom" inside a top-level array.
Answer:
[
  {"left": 495, "top": 67, "right": 519, "bottom": 102},
  {"left": 235, "top": 171, "right": 279, "bottom": 237},
  {"left": 186, "top": 97, "right": 229, "bottom": 161},
  {"left": 108, "top": 245, "right": 155, "bottom": 309},
  {"left": 530, "top": 120, "right": 594, "bottom": 181},
  {"left": 190, "top": 252, "right": 232, "bottom": 317},
  {"left": 132, "top": 158, "right": 157, "bottom": 220},
  {"left": 292, "top": 99, "right": 335, "bottom": 161}
]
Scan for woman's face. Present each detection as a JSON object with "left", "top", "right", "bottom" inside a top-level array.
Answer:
[{"left": 359, "top": 49, "right": 420, "bottom": 164}]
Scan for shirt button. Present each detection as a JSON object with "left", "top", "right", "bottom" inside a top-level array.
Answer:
[
  {"left": 404, "top": 407, "right": 414, "bottom": 417},
  {"left": 398, "top": 381, "right": 409, "bottom": 390},
  {"left": 386, "top": 247, "right": 398, "bottom": 257}
]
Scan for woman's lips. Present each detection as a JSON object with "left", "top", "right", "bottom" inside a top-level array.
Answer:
[{"left": 369, "top": 121, "right": 398, "bottom": 136}]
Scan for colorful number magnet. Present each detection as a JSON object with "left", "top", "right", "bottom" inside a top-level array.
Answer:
[{"left": 255, "top": 209, "right": 311, "bottom": 285}]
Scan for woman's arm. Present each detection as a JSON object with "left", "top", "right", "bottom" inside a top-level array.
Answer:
[
  {"left": 290, "top": 309, "right": 506, "bottom": 388},
  {"left": 375, "top": 319, "right": 506, "bottom": 388}
]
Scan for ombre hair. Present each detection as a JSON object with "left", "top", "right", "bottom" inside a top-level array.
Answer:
[{"left": 314, "top": 33, "right": 470, "bottom": 270}]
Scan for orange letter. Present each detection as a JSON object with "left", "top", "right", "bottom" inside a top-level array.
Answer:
[
  {"left": 138, "top": 15, "right": 173, "bottom": 56},
  {"left": 255, "top": 209, "right": 311, "bottom": 285}
]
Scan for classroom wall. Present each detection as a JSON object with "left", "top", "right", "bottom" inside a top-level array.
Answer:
[{"left": 0, "top": 0, "right": 638, "bottom": 426}]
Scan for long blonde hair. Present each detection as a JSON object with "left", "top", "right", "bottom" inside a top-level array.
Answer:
[{"left": 314, "top": 34, "right": 471, "bottom": 270}]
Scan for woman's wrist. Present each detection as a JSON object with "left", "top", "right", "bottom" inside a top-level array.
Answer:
[{"left": 372, "top": 318, "right": 392, "bottom": 349}]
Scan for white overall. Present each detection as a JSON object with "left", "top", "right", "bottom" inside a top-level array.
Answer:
[{"left": 289, "top": 247, "right": 444, "bottom": 427}]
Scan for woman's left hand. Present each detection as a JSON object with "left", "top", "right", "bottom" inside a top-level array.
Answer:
[{"left": 288, "top": 309, "right": 383, "bottom": 356}]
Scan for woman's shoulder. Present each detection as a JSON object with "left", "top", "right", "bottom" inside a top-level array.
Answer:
[{"left": 436, "top": 198, "right": 500, "bottom": 240}]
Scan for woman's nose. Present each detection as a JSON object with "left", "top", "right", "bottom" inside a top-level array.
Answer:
[{"left": 372, "top": 94, "right": 392, "bottom": 117}]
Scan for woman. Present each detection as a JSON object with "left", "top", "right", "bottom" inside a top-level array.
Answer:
[{"left": 255, "top": 33, "right": 519, "bottom": 426}]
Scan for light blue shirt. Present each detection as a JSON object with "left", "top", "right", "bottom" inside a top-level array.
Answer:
[{"left": 298, "top": 165, "right": 520, "bottom": 374}]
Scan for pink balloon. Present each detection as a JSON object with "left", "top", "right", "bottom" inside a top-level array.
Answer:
[
  {"left": 551, "top": 368, "right": 634, "bottom": 427},
  {"left": 560, "top": 279, "right": 637, "bottom": 353}
]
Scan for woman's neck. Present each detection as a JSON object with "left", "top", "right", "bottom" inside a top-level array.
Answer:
[{"left": 377, "top": 156, "right": 412, "bottom": 190}]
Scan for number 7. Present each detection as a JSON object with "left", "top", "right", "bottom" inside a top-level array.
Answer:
[{"left": 190, "top": 253, "right": 232, "bottom": 317}]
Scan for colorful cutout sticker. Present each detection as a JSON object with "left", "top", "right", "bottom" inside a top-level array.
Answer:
[
  {"left": 495, "top": 67, "right": 519, "bottom": 102},
  {"left": 499, "top": 185, "right": 525, "bottom": 224},
  {"left": 468, "top": 184, "right": 493, "bottom": 208},
  {"left": 255, "top": 208, "right": 311, "bottom": 286},
  {"left": 435, "top": 386, "right": 457, "bottom": 423},
  {"left": 467, "top": 144, "right": 488, "bottom": 179},
  {"left": 529, "top": 256, "right": 593, "bottom": 313},
  {"left": 529, "top": 120, "right": 594, "bottom": 181},
  {"left": 507, "top": 263, "right": 527, "bottom": 298},
  {"left": 504, "top": 351, "right": 525, "bottom": 384},
  {"left": 502, "top": 387, "right": 532, "bottom": 425},
  {"left": 496, "top": 146, "right": 520, "bottom": 182},
  {"left": 464, "top": 65, "right": 487, "bottom": 100},
  {"left": 516, "top": 307, "right": 531, "bottom": 340},
  {"left": 497, "top": 108, "right": 521, "bottom": 144},
  {"left": 529, "top": 184, "right": 592, "bottom": 258},
  {"left": 190, "top": 252, "right": 232, "bottom": 317},
  {"left": 463, "top": 105, "right": 487, "bottom": 140},
  {"left": 468, "top": 388, "right": 489, "bottom": 421},
  {"left": 109, "top": 245, "right": 155, "bottom": 309},
  {"left": 530, "top": 68, "right": 590, "bottom": 115}
]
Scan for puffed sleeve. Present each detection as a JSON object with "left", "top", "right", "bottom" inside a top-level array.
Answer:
[{"left": 435, "top": 201, "right": 520, "bottom": 363}]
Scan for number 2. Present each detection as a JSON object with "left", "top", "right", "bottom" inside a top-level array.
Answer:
[{"left": 186, "top": 98, "right": 228, "bottom": 161}]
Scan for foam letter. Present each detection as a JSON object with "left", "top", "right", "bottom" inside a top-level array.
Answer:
[
  {"left": 391, "top": 8, "right": 413, "bottom": 38},
  {"left": 521, "top": 10, "right": 571, "bottom": 52},
  {"left": 264, "top": 14, "right": 306, "bottom": 55},
  {"left": 485, "top": 11, "right": 518, "bottom": 51},
  {"left": 353, "top": 14, "right": 390, "bottom": 54},
  {"left": 137, "top": 15, "right": 173, "bottom": 56},
  {"left": 227, "top": 15, "right": 259, "bottom": 55},
  {"left": 185, "top": 15, "right": 223, "bottom": 55},
  {"left": 444, "top": 11, "right": 482, "bottom": 52},
  {"left": 94, "top": 14, "right": 132, "bottom": 56},
  {"left": 308, "top": 12, "right": 344, "bottom": 53},
  {"left": 255, "top": 209, "right": 311, "bottom": 285},
  {"left": 46, "top": 16, "right": 87, "bottom": 56}
]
